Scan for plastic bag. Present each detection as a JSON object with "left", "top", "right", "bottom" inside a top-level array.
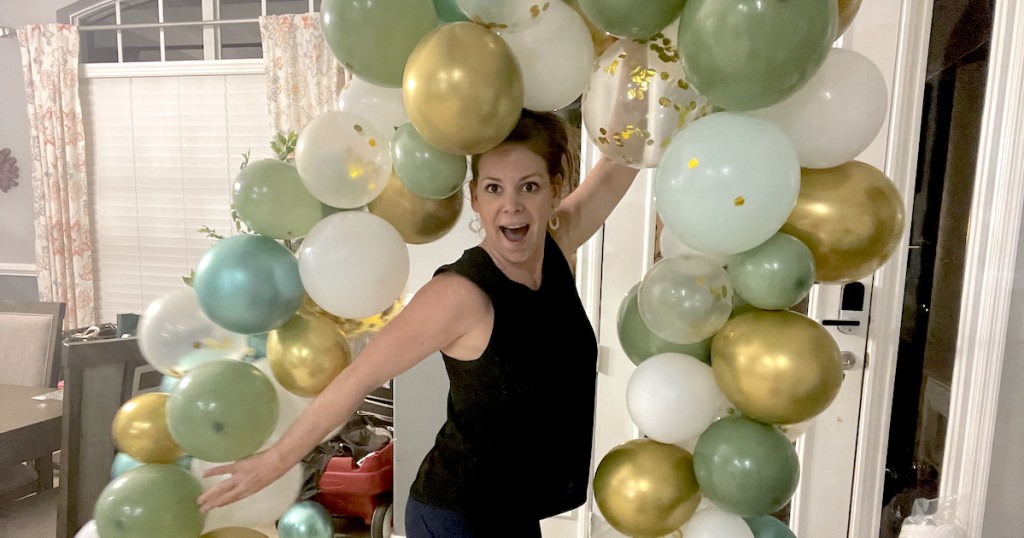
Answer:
[{"left": 898, "top": 496, "right": 967, "bottom": 537}]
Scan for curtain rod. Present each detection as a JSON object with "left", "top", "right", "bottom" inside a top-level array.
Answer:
[{"left": 77, "top": 18, "right": 260, "bottom": 32}]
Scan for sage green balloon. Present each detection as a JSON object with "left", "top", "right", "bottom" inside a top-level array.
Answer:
[
  {"left": 166, "top": 360, "right": 279, "bottom": 463},
  {"left": 693, "top": 416, "right": 800, "bottom": 516},
  {"left": 232, "top": 159, "right": 323, "bottom": 240},
  {"left": 617, "top": 283, "right": 712, "bottom": 365},
  {"left": 677, "top": 0, "right": 837, "bottom": 111},
  {"left": 94, "top": 464, "right": 204, "bottom": 538},
  {"left": 728, "top": 233, "right": 816, "bottom": 310},
  {"left": 321, "top": 0, "right": 439, "bottom": 88},
  {"left": 745, "top": 515, "right": 797, "bottom": 538},
  {"left": 432, "top": 0, "right": 469, "bottom": 22},
  {"left": 391, "top": 122, "right": 467, "bottom": 199},
  {"left": 577, "top": 0, "right": 687, "bottom": 39}
]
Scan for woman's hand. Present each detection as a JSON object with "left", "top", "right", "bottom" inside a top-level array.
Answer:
[{"left": 196, "top": 449, "right": 290, "bottom": 513}]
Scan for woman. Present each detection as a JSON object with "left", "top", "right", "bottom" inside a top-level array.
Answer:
[{"left": 197, "top": 110, "right": 640, "bottom": 536}]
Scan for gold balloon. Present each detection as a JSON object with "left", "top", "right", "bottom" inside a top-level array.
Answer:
[
  {"left": 266, "top": 308, "right": 352, "bottom": 397},
  {"left": 367, "top": 170, "right": 464, "bottom": 244},
  {"left": 593, "top": 439, "right": 702, "bottom": 537},
  {"left": 837, "top": 0, "right": 864, "bottom": 38},
  {"left": 781, "top": 161, "right": 905, "bottom": 283},
  {"left": 403, "top": 21, "right": 524, "bottom": 155},
  {"left": 201, "top": 528, "right": 269, "bottom": 538},
  {"left": 711, "top": 310, "right": 843, "bottom": 425},
  {"left": 111, "top": 392, "right": 183, "bottom": 463}
]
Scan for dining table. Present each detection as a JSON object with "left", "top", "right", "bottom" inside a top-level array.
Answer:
[{"left": 0, "top": 384, "right": 63, "bottom": 494}]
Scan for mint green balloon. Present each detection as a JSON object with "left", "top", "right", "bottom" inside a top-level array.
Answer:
[
  {"left": 94, "top": 464, "right": 204, "bottom": 538},
  {"left": 166, "top": 360, "right": 279, "bottom": 462},
  {"left": 728, "top": 233, "right": 815, "bottom": 310},
  {"left": 193, "top": 234, "right": 304, "bottom": 335},
  {"left": 578, "top": 0, "right": 687, "bottom": 39},
  {"left": 392, "top": 122, "right": 467, "bottom": 199},
  {"left": 617, "top": 283, "right": 711, "bottom": 365},
  {"left": 232, "top": 159, "right": 323, "bottom": 240},
  {"left": 745, "top": 515, "right": 797, "bottom": 538},
  {"left": 433, "top": 0, "right": 469, "bottom": 22},
  {"left": 693, "top": 416, "right": 800, "bottom": 516},
  {"left": 278, "top": 501, "right": 335, "bottom": 538},
  {"left": 321, "top": 0, "right": 439, "bottom": 88},
  {"left": 677, "top": 0, "right": 837, "bottom": 111}
]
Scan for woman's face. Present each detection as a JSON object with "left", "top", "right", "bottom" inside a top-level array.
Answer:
[{"left": 471, "top": 143, "right": 559, "bottom": 264}]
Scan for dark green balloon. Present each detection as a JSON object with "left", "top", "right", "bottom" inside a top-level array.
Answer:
[
  {"left": 321, "top": 0, "right": 439, "bottom": 88},
  {"left": 728, "top": 233, "right": 816, "bottom": 310},
  {"left": 193, "top": 234, "right": 304, "bottom": 335},
  {"left": 693, "top": 415, "right": 800, "bottom": 516},
  {"left": 94, "top": 464, "right": 204, "bottom": 538},
  {"left": 617, "top": 283, "right": 712, "bottom": 365},
  {"left": 745, "top": 515, "right": 798, "bottom": 538},
  {"left": 677, "top": 0, "right": 837, "bottom": 111},
  {"left": 391, "top": 122, "right": 467, "bottom": 200},
  {"left": 578, "top": 0, "right": 687, "bottom": 39},
  {"left": 166, "top": 360, "right": 279, "bottom": 463},
  {"left": 232, "top": 159, "right": 323, "bottom": 240},
  {"left": 432, "top": 0, "right": 469, "bottom": 22}
]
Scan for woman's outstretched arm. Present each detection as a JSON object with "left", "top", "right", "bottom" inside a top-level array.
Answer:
[{"left": 552, "top": 155, "right": 641, "bottom": 254}]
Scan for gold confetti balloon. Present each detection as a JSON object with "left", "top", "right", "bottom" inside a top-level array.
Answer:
[
  {"left": 367, "top": 170, "right": 464, "bottom": 245},
  {"left": 593, "top": 438, "right": 702, "bottom": 536},
  {"left": 581, "top": 20, "right": 712, "bottom": 169},
  {"left": 111, "top": 392, "right": 184, "bottom": 464},
  {"left": 403, "top": 22, "right": 524, "bottom": 155},
  {"left": 267, "top": 308, "right": 353, "bottom": 398}
]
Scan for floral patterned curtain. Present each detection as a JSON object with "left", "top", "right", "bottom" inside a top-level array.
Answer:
[
  {"left": 18, "top": 24, "right": 95, "bottom": 329},
  {"left": 259, "top": 13, "right": 350, "bottom": 135}
]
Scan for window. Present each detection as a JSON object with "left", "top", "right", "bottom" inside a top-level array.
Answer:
[{"left": 71, "top": 0, "right": 322, "bottom": 63}]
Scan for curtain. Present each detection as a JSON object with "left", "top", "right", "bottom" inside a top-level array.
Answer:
[
  {"left": 259, "top": 13, "right": 349, "bottom": 136},
  {"left": 18, "top": 24, "right": 95, "bottom": 329}
]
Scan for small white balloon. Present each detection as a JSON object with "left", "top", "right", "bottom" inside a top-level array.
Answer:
[
  {"left": 193, "top": 458, "right": 304, "bottom": 531},
  {"left": 298, "top": 211, "right": 410, "bottom": 320},
  {"left": 498, "top": 0, "right": 594, "bottom": 112},
  {"left": 627, "top": 352, "right": 724, "bottom": 444},
  {"left": 682, "top": 505, "right": 755, "bottom": 538},
  {"left": 74, "top": 520, "right": 100, "bottom": 538},
  {"left": 337, "top": 75, "right": 408, "bottom": 142},
  {"left": 456, "top": 0, "right": 549, "bottom": 32},
  {"left": 660, "top": 226, "right": 732, "bottom": 267}
]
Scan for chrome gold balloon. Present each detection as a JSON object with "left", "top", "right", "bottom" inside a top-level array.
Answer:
[
  {"left": 201, "top": 528, "right": 270, "bottom": 538},
  {"left": 593, "top": 438, "right": 702, "bottom": 536},
  {"left": 837, "top": 0, "right": 863, "bottom": 37},
  {"left": 781, "top": 161, "right": 905, "bottom": 283},
  {"left": 368, "top": 170, "right": 464, "bottom": 244},
  {"left": 111, "top": 392, "right": 184, "bottom": 464},
  {"left": 267, "top": 309, "right": 352, "bottom": 397},
  {"left": 403, "top": 21, "right": 524, "bottom": 155},
  {"left": 711, "top": 310, "right": 843, "bottom": 424}
]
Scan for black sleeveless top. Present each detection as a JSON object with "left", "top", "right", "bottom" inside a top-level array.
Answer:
[{"left": 409, "top": 234, "right": 599, "bottom": 521}]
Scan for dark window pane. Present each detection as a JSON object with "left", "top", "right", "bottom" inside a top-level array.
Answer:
[
  {"left": 121, "top": 27, "right": 162, "bottom": 62},
  {"left": 79, "top": 5, "right": 116, "bottom": 26},
  {"left": 220, "top": 22, "right": 262, "bottom": 59},
  {"left": 81, "top": 29, "right": 119, "bottom": 63},
  {"left": 218, "top": 0, "right": 263, "bottom": 20},
  {"left": 164, "top": 0, "right": 204, "bottom": 22},
  {"left": 165, "top": 26, "right": 204, "bottom": 61},
  {"left": 267, "top": 0, "right": 312, "bottom": 16},
  {"left": 313, "top": 0, "right": 322, "bottom": 12},
  {"left": 120, "top": 0, "right": 159, "bottom": 24}
]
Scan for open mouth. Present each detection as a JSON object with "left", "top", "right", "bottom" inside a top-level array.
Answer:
[{"left": 500, "top": 224, "right": 529, "bottom": 242}]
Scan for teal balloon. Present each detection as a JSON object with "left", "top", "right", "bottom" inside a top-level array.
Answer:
[
  {"left": 693, "top": 416, "right": 800, "bottom": 516},
  {"left": 232, "top": 159, "right": 323, "bottom": 240},
  {"left": 166, "top": 360, "right": 279, "bottom": 463},
  {"left": 246, "top": 332, "right": 269, "bottom": 359},
  {"left": 278, "top": 500, "right": 335, "bottom": 538},
  {"left": 654, "top": 112, "right": 800, "bottom": 256},
  {"left": 433, "top": 0, "right": 469, "bottom": 22},
  {"left": 110, "top": 451, "right": 142, "bottom": 478},
  {"left": 193, "top": 234, "right": 304, "bottom": 335},
  {"left": 392, "top": 122, "right": 467, "bottom": 199},
  {"left": 321, "top": 0, "right": 439, "bottom": 87},
  {"left": 677, "top": 0, "right": 837, "bottom": 111},
  {"left": 617, "top": 283, "right": 712, "bottom": 365},
  {"left": 160, "top": 374, "right": 179, "bottom": 393},
  {"left": 745, "top": 515, "right": 798, "bottom": 538},
  {"left": 94, "top": 464, "right": 204, "bottom": 538},
  {"left": 728, "top": 233, "right": 816, "bottom": 310},
  {"left": 578, "top": 0, "right": 687, "bottom": 39}
]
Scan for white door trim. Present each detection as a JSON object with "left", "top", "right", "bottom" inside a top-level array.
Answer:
[{"left": 939, "top": 1, "right": 1024, "bottom": 534}]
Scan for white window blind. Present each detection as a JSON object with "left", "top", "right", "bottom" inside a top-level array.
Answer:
[{"left": 82, "top": 71, "right": 273, "bottom": 323}]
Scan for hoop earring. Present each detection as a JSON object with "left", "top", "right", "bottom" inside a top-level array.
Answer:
[
  {"left": 468, "top": 214, "right": 484, "bottom": 236},
  {"left": 548, "top": 214, "right": 560, "bottom": 231}
]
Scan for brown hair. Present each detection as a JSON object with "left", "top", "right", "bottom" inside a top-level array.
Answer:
[{"left": 470, "top": 109, "right": 581, "bottom": 199}]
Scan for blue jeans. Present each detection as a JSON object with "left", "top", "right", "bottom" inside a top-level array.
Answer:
[{"left": 405, "top": 497, "right": 542, "bottom": 538}]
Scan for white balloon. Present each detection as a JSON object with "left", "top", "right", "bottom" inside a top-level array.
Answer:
[
  {"left": 137, "top": 287, "right": 248, "bottom": 377},
  {"left": 682, "top": 505, "right": 755, "bottom": 538},
  {"left": 337, "top": 76, "right": 408, "bottom": 142},
  {"left": 456, "top": 0, "right": 549, "bottom": 32},
  {"left": 298, "top": 211, "right": 410, "bottom": 320},
  {"left": 251, "top": 358, "right": 313, "bottom": 445},
  {"left": 746, "top": 47, "right": 889, "bottom": 169},
  {"left": 74, "top": 520, "right": 100, "bottom": 538},
  {"left": 660, "top": 227, "right": 732, "bottom": 267},
  {"left": 498, "top": 0, "right": 594, "bottom": 112},
  {"left": 193, "top": 458, "right": 303, "bottom": 531},
  {"left": 295, "top": 110, "right": 393, "bottom": 209},
  {"left": 627, "top": 352, "right": 724, "bottom": 444}
]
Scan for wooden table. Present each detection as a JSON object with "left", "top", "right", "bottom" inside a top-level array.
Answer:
[{"left": 0, "top": 384, "right": 63, "bottom": 494}]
